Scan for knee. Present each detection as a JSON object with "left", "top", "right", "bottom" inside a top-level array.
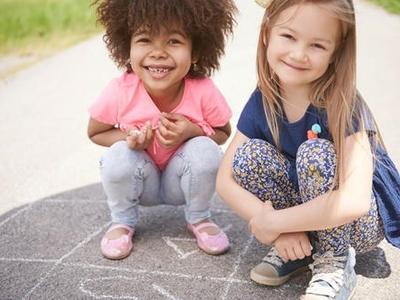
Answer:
[
  {"left": 232, "top": 139, "right": 279, "bottom": 178},
  {"left": 181, "top": 136, "right": 222, "bottom": 174},
  {"left": 296, "top": 139, "right": 336, "bottom": 177},
  {"left": 297, "top": 139, "right": 335, "bottom": 163},
  {"left": 100, "top": 141, "right": 143, "bottom": 182}
]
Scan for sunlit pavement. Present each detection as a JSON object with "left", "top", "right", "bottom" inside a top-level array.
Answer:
[{"left": 0, "top": 1, "right": 399, "bottom": 299}]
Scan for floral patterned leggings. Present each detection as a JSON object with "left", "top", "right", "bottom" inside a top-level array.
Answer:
[{"left": 232, "top": 138, "right": 384, "bottom": 255}]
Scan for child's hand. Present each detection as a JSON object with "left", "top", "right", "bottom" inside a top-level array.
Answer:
[
  {"left": 156, "top": 112, "right": 203, "bottom": 148},
  {"left": 273, "top": 232, "right": 312, "bottom": 262},
  {"left": 249, "top": 201, "right": 280, "bottom": 245},
  {"left": 126, "top": 122, "right": 153, "bottom": 150}
]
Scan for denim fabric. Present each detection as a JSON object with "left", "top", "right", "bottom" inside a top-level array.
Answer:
[
  {"left": 99, "top": 136, "right": 222, "bottom": 227},
  {"left": 372, "top": 149, "right": 400, "bottom": 248}
]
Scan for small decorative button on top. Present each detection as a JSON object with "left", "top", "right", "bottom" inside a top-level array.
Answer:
[
  {"left": 311, "top": 124, "right": 321, "bottom": 134},
  {"left": 307, "top": 123, "right": 321, "bottom": 140}
]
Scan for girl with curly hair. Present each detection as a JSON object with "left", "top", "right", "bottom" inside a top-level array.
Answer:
[{"left": 88, "top": 0, "right": 237, "bottom": 260}]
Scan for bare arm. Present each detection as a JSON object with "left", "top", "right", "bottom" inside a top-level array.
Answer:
[
  {"left": 157, "top": 113, "right": 231, "bottom": 147},
  {"left": 217, "top": 131, "right": 313, "bottom": 253},
  {"left": 87, "top": 118, "right": 126, "bottom": 147},
  {"left": 251, "top": 132, "right": 373, "bottom": 238},
  {"left": 210, "top": 122, "right": 231, "bottom": 145},
  {"left": 216, "top": 131, "right": 265, "bottom": 221}
]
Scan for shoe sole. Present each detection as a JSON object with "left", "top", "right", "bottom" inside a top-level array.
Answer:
[
  {"left": 250, "top": 265, "right": 310, "bottom": 286},
  {"left": 101, "top": 246, "right": 133, "bottom": 260},
  {"left": 101, "top": 239, "right": 134, "bottom": 260},
  {"left": 300, "top": 279, "right": 357, "bottom": 299}
]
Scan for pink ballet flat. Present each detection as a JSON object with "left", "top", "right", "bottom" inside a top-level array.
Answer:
[
  {"left": 100, "top": 224, "right": 135, "bottom": 260},
  {"left": 187, "top": 221, "right": 230, "bottom": 255}
]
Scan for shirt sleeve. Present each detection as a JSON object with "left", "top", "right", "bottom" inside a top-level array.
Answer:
[
  {"left": 237, "top": 89, "right": 263, "bottom": 139},
  {"left": 88, "top": 78, "right": 121, "bottom": 125},
  {"left": 200, "top": 79, "right": 232, "bottom": 129}
]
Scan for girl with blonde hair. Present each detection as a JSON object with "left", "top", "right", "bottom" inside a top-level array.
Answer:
[{"left": 217, "top": 0, "right": 400, "bottom": 298}]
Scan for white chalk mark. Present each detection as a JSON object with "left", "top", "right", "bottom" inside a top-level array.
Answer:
[
  {"left": 80, "top": 276, "right": 138, "bottom": 299},
  {"left": 64, "top": 262, "right": 141, "bottom": 274},
  {"left": 63, "top": 262, "right": 252, "bottom": 285},
  {"left": 0, "top": 205, "right": 32, "bottom": 228},
  {"left": 221, "top": 236, "right": 254, "bottom": 300},
  {"left": 22, "top": 221, "right": 111, "bottom": 299},
  {"left": 152, "top": 284, "right": 182, "bottom": 300},
  {"left": 162, "top": 236, "right": 199, "bottom": 259},
  {"left": 0, "top": 257, "right": 57, "bottom": 263},
  {"left": 1, "top": 197, "right": 252, "bottom": 300}
]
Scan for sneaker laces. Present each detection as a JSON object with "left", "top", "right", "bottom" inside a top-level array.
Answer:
[
  {"left": 305, "top": 251, "right": 348, "bottom": 298},
  {"left": 262, "top": 247, "right": 284, "bottom": 267}
]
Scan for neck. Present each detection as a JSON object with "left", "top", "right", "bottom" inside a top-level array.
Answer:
[
  {"left": 281, "top": 84, "right": 310, "bottom": 106},
  {"left": 147, "top": 81, "right": 185, "bottom": 112},
  {"left": 280, "top": 84, "right": 311, "bottom": 123}
]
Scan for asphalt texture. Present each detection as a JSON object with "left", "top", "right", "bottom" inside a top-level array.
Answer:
[{"left": 1, "top": 1, "right": 400, "bottom": 299}]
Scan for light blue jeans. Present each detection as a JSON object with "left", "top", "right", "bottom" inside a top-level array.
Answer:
[{"left": 99, "top": 136, "right": 223, "bottom": 228}]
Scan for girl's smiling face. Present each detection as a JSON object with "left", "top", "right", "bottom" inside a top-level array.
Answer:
[
  {"left": 266, "top": 3, "right": 340, "bottom": 90},
  {"left": 129, "top": 26, "right": 194, "bottom": 101}
]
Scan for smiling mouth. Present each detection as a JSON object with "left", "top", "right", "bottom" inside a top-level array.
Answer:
[
  {"left": 283, "top": 61, "right": 308, "bottom": 71},
  {"left": 145, "top": 66, "right": 173, "bottom": 73},
  {"left": 144, "top": 66, "right": 174, "bottom": 79}
]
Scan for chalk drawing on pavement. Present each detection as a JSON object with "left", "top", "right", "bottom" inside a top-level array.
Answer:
[{"left": 162, "top": 236, "right": 199, "bottom": 259}]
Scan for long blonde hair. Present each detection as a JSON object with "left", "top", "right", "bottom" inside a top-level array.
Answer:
[{"left": 257, "top": 0, "right": 384, "bottom": 182}]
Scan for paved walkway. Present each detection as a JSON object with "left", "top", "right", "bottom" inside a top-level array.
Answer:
[{"left": 0, "top": 1, "right": 399, "bottom": 299}]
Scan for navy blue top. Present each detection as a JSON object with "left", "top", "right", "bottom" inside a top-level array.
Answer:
[{"left": 237, "top": 88, "right": 400, "bottom": 248}]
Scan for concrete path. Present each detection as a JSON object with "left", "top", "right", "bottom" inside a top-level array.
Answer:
[{"left": 0, "top": 0, "right": 399, "bottom": 299}]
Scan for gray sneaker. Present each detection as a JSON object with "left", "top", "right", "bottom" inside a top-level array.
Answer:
[
  {"left": 301, "top": 247, "right": 357, "bottom": 300},
  {"left": 250, "top": 247, "right": 313, "bottom": 286}
]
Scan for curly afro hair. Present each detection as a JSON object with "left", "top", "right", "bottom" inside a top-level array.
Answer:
[{"left": 95, "top": 0, "right": 237, "bottom": 78}]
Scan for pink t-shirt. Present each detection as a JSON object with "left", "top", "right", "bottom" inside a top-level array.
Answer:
[{"left": 89, "top": 72, "right": 232, "bottom": 169}]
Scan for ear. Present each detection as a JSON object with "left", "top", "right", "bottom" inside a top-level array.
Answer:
[
  {"left": 262, "top": 28, "right": 269, "bottom": 46},
  {"left": 191, "top": 54, "right": 199, "bottom": 64}
]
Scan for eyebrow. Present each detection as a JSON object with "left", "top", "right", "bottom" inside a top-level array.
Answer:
[
  {"left": 277, "top": 26, "right": 333, "bottom": 44},
  {"left": 168, "top": 30, "right": 187, "bottom": 37},
  {"left": 133, "top": 28, "right": 187, "bottom": 38}
]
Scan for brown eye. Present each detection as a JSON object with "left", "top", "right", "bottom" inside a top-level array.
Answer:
[
  {"left": 136, "top": 38, "right": 150, "bottom": 43},
  {"left": 312, "top": 43, "right": 326, "bottom": 50},
  {"left": 281, "top": 34, "right": 295, "bottom": 40},
  {"left": 169, "top": 39, "right": 181, "bottom": 45}
]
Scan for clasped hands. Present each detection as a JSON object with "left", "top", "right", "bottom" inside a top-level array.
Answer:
[
  {"left": 249, "top": 201, "right": 312, "bottom": 262},
  {"left": 126, "top": 113, "right": 200, "bottom": 150}
]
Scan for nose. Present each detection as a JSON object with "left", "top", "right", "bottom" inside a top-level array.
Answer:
[
  {"left": 149, "top": 44, "right": 167, "bottom": 59},
  {"left": 289, "top": 45, "right": 308, "bottom": 62}
]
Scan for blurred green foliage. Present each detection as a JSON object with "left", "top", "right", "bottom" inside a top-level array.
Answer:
[
  {"left": 368, "top": 0, "right": 400, "bottom": 14},
  {"left": 0, "top": 0, "right": 99, "bottom": 54}
]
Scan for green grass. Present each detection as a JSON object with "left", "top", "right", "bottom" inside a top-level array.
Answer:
[
  {"left": 368, "top": 0, "right": 400, "bottom": 14},
  {"left": 0, "top": 0, "right": 399, "bottom": 57},
  {"left": 0, "top": 0, "right": 100, "bottom": 55}
]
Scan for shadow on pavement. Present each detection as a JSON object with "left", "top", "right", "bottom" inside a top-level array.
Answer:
[
  {"left": 0, "top": 183, "right": 396, "bottom": 299},
  {"left": 356, "top": 247, "right": 391, "bottom": 278}
]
